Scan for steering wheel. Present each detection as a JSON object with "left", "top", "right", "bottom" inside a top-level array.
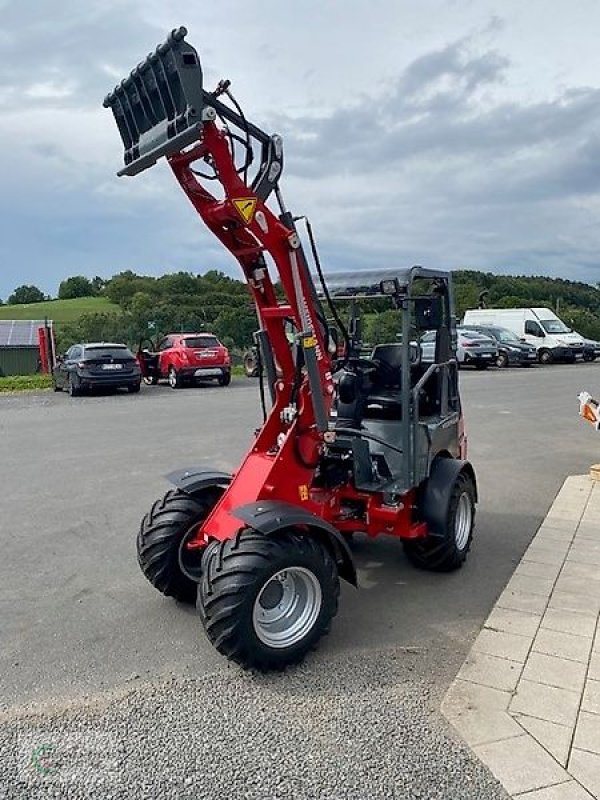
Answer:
[{"left": 344, "top": 356, "right": 398, "bottom": 385}]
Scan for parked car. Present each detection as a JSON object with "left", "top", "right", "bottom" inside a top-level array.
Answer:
[
  {"left": 138, "top": 333, "right": 231, "bottom": 388},
  {"left": 463, "top": 307, "right": 586, "bottom": 363},
  {"left": 53, "top": 342, "right": 141, "bottom": 396},
  {"left": 466, "top": 326, "right": 538, "bottom": 367},
  {"left": 421, "top": 328, "right": 497, "bottom": 369}
]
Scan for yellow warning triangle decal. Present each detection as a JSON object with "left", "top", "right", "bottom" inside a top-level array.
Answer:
[{"left": 232, "top": 197, "right": 257, "bottom": 224}]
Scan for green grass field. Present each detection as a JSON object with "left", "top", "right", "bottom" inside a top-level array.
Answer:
[{"left": 0, "top": 296, "right": 120, "bottom": 323}]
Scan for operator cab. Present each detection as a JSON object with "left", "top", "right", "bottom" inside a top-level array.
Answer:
[{"left": 315, "top": 267, "right": 461, "bottom": 495}]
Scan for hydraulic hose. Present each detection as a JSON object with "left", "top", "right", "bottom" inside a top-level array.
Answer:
[{"left": 333, "top": 427, "right": 405, "bottom": 456}]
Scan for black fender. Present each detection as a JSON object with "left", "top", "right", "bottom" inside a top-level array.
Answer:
[
  {"left": 422, "top": 457, "right": 477, "bottom": 536},
  {"left": 233, "top": 500, "right": 357, "bottom": 587},
  {"left": 165, "top": 466, "right": 232, "bottom": 496}
]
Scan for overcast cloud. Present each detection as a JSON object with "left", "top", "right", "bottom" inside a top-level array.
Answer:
[{"left": 1, "top": 0, "right": 600, "bottom": 297}]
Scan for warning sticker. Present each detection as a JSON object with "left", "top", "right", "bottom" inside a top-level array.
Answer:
[{"left": 232, "top": 197, "right": 257, "bottom": 224}]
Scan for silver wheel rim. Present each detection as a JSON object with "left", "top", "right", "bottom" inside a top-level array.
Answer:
[
  {"left": 455, "top": 492, "right": 473, "bottom": 551},
  {"left": 168, "top": 368, "right": 176, "bottom": 388},
  {"left": 252, "top": 567, "right": 322, "bottom": 649}
]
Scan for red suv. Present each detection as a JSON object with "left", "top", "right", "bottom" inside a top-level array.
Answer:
[{"left": 140, "top": 333, "right": 231, "bottom": 388}]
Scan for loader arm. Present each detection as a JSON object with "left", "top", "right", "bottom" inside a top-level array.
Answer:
[{"left": 104, "top": 27, "right": 335, "bottom": 540}]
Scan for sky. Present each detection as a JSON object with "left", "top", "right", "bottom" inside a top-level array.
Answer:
[{"left": 1, "top": 0, "right": 600, "bottom": 299}]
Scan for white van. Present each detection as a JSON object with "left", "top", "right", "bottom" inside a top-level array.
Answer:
[{"left": 462, "top": 308, "right": 585, "bottom": 363}]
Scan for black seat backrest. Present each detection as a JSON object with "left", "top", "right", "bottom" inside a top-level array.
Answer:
[{"left": 371, "top": 344, "right": 403, "bottom": 388}]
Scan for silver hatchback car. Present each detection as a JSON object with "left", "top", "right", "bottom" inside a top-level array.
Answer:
[{"left": 421, "top": 328, "right": 498, "bottom": 369}]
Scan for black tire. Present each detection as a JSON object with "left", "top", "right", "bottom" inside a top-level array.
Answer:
[
  {"left": 137, "top": 488, "right": 222, "bottom": 603},
  {"left": 404, "top": 471, "right": 476, "bottom": 572},
  {"left": 474, "top": 361, "right": 489, "bottom": 370},
  {"left": 53, "top": 381, "right": 62, "bottom": 392},
  {"left": 243, "top": 351, "right": 258, "bottom": 378},
  {"left": 583, "top": 351, "right": 596, "bottom": 363},
  {"left": 128, "top": 382, "right": 141, "bottom": 393},
  {"left": 495, "top": 351, "right": 509, "bottom": 368},
  {"left": 168, "top": 365, "right": 182, "bottom": 389},
  {"left": 68, "top": 374, "right": 81, "bottom": 397},
  {"left": 198, "top": 529, "right": 339, "bottom": 671},
  {"left": 539, "top": 349, "right": 552, "bottom": 364},
  {"left": 143, "top": 375, "right": 159, "bottom": 385},
  {"left": 218, "top": 370, "right": 231, "bottom": 387}
]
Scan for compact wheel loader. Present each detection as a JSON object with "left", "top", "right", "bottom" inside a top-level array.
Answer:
[{"left": 104, "top": 27, "right": 478, "bottom": 671}]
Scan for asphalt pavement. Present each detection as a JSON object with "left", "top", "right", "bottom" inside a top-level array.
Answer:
[{"left": 1, "top": 362, "right": 599, "bottom": 798}]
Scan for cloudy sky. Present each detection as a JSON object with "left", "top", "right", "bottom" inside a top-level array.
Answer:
[{"left": 1, "top": 0, "right": 600, "bottom": 299}]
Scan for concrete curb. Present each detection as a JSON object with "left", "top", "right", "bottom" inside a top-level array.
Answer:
[{"left": 443, "top": 475, "right": 600, "bottom": 799}]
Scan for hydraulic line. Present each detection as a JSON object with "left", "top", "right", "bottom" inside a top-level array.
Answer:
[
  {"left": 302, "top": 217, "right": 351, "bottom": 359},
  {"left": 333, "top": 427, "right": 405, "bottom": 456}
]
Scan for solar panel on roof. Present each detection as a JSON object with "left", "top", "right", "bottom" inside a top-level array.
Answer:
[{"left": 0, "top": 320, "right": 52, "bottom": 347}]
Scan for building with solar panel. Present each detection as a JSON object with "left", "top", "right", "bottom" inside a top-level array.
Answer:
[{"left": 0, "top": 320, "right": 52, "bottom": 376}]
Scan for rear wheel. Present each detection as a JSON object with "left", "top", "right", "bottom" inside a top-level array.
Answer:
[
  {"left": 137, "top": 487, "right": 223, "bottom": 603},
  {"left": 128, "top": 382, "right": 141, "bottom": 393},
  {"left": 404, "top": 471, "right": 476, "bottom": 571},
  {"left": 68, "top": 374, "right": 81, "bottom": 397},
  {"left": 243, "top": 350, "right": 258, "bottom": 378},
  {"left": 539, "top": 349, "right": 552, "bottom": 364},
  {"left": 198, "top": 529, "right": 339, "bottom": 671},
  {"left": 168, "top": 365, "right": 182, "bottom": 389},
  {"left": 474, "top": 361, "right": 489, "bottom": 370},
  {"left": 218, "top": 370, "right": 231, "bottom": 387}
]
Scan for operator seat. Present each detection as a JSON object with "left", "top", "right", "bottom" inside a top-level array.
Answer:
[{"left": 365, "top": 344, "right": 405, "bottom": 418}]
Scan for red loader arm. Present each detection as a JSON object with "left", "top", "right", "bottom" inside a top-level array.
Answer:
[{"left": 104, "top": 27, "right": 335, "bottom": 541}]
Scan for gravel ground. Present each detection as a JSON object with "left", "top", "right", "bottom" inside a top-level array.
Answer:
[
  {"left": 3, "top": 365, "right": 599, "bottom": 799},
  {"left": 1, "top": 649, "right": 507, "bottom": 800}
]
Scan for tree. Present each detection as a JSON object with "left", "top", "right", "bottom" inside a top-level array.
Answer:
[
  {"left": 215, "top": 308, "right": 258, "bottom": 347},
  {"left": 58, "top": 275, "right": 95, "bottom": 299},
  {"left": 364, "top": 310, "right": 401, "bottom": 345},
  {"left": 91, "top": 276, "right": 105, "bottom": 295},
  {"left": 104, "top": 271, "right": 158, "bottom": 308},
  {"left": 8, "top": 285, "right": 46, "bottom": 304}
]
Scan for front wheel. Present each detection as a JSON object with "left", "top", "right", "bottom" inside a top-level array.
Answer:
[
  {"left": 137, "top": 487, "right": 223, "bottom": 602},
  {"left": 143, "top": 375, "right": 159, "bottom": 385},
  {"left": 404, "top": 471, "right": 476, "bottom": 571},
  {"left": 583, "top": 351, "right": 596, "bottom": 362},
  {"left": 495, "top": 352, "right": 509, "bottom": 368},
  {"left": 199, "top": 530, "right": 339, "bottom": 671},
  {"left": 538, "top": 349, "right": 552, "bottom": 364}
]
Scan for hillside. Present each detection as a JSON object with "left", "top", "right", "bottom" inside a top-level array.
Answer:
[{"left": 0, "top": 296, "right": 120, "bottom": 324}]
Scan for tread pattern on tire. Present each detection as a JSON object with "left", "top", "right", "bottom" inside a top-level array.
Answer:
[
  {"left": 137, "top": 488, "right": 218, "bottom": 602},
  {"left": 199, "top": 529, "right": 339, "bottom": 671},
  {"left": 404, "top": 471, "right": 476, "bottom": 572}
]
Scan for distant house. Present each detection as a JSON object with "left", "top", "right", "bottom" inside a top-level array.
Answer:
[{"left": 0, "top": 320, "right": 52, "bottom": 376}]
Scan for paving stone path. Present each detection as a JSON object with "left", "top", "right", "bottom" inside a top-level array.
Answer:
[{"left": 444, "top": 475, "right": 600, "bottom": 799}]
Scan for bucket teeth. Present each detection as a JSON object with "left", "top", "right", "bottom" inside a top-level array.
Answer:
[{"left": 103, "top": 26, "right": 204, "bottom": 176}]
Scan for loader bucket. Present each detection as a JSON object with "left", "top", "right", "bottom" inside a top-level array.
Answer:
[{"left": 103, "top": 26, "right": 205, "bottom": 177}]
